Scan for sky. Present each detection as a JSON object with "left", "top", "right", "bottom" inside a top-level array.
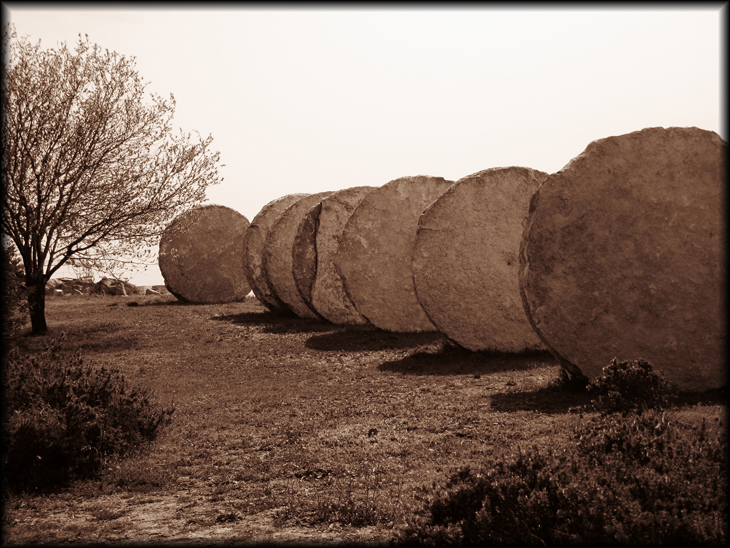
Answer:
[{"left": 4, "top": 4, "right": 726, "bottom": 286}]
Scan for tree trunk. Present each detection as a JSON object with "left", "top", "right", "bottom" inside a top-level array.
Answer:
[{"left": 27, "top": 279, "right": 48, "bottom": 335}]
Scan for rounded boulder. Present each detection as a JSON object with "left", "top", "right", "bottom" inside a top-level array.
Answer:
[
  {"left": 413, "top": 167, "right": 548, "bottom": 352},
  {"left": 243, "top": 194, "right": 309, "bottom": 312},
  {"left": 519, "top": 126, "right": 727, "bottom": 391},
  {"left": 292, "top": 186, "right": 376, "bottom": 325},
  {"left": 159, "top": 204, "right": 250, "bottom": 303},
  {"left": 263, "top": 192, "right": 333, "bottom": 318},
  {"left": 335, "top": 175, "right": 454, "bottom": 332}
]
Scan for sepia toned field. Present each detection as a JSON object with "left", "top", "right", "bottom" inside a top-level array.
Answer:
[{"left": 2, "top": 293, "right": 725, "bottom": 545}]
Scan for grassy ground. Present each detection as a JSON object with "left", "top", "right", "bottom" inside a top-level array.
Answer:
[{"left": 2, "top": 293, "right": 726, "bottom": 544}]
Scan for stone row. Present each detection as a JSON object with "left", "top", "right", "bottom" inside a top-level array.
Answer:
[{"left": 160, "top": 126, "right": 726, "bottom": 392}]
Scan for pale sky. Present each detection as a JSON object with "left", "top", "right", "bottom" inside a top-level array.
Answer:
[{"left": 4, "top": 4, "right": 726, "bottom": 286}]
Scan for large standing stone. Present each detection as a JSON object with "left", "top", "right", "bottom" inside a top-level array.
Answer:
[
  {"left": 243, "top": 194, "right": 308, "bottom": 312},
  {"left": 292, "top": 186, "right": 375, "bottom": 325},
  {"left": 519, "top": 126, "right": 726, "bottom": 391},
  {"left": 263, "top": 192, "right": 333, "bottom": 318},
  {"left": 335, "top": 175, "right": 454, "bottom": 332},
  {"left": 159, "top": 204, "right": 251, "bottom": 303},
  {"left": 413, "top": 167, "right": 548, "bottom": 352}
]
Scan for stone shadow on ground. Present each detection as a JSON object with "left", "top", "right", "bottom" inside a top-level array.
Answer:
[
  {"left": 211, "top": 311, "right": 296, "bottom": 324},
  {"left": 211, "top": 311, "right": 338, "bottom": 334},
  {"left": 144, "top": 299, "right": 199, "bottom": 306},
  {"left": 9, "top": 329, "right": 141, "bottom": 356},
  {"left": 490, "top": 383, "right": 593, "bottom": 414},
  {"left": 377, "top": 344, "right": 558, "bottom": 376},
  {"left": 305, "top": 329, "right": 445, "bottom": 352},
  {"left": 491, "top": 382, "right": 728, "bottom": 415},
  {"left": 143, "top": 295, "right": 255, "bottom": 307}
]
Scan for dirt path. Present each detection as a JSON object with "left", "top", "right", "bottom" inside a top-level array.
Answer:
[{"left": 5, "top": 492, "right": 386, "bottom": 544}]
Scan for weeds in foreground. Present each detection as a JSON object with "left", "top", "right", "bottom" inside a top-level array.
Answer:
[
  {"left": 2, "top": 335, "right": 175, "bottom": 494},
  {"left": 275, "top": 462, "right": 407, "bottom": 528},
  {"left": 312, "top": 464, "right": 405, "bottom": 527},
  {"left": 399, "top": 359, "right": 728, "bottom": 546}
]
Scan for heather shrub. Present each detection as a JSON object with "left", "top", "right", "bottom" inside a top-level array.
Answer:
[
  {"left": 398, "top": 361, "right": 727, "bottom": 546},
  {"left": 587, "top": 357, "right": 676, "bottom": 414},
  {"left": 2, "top": 336, "right": 175, "bottom": 493},
  {"left": 400, "top": 415, "right": 727, "bottom": 545},
  {"left": 2, "top": 244, "right": 28, "bottom": 337}
]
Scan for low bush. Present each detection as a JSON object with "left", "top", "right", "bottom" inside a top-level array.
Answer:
[
  {"left": 2, "top": 244, "right": 27, "bottom": 337},
  {"left": 312, "top": 465, "right": 405, "bottom": 527},
  {"left": 398, "top": 360, "right": 727, "bottom": 546},
  {"left": 2, "top": 336, "right": 175, "bottom": 493},
  {"left": 400, "top": 415, "right": 727, "bottom": 545},
  {"left": 587, "top": 357, "right": 676, "bottom": 414}
]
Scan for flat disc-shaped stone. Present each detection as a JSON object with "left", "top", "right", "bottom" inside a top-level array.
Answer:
[
  {"left": 291, "top": 204, "right": 321, "bottom": 317},
  {"left": 413, "top": 167, "right": 548, "bottom": 352},
  {"left": 335, "top": 175, "right": 454, "bottom": 332},
  {"left": 292, "top": 186, "right": 375, "bottom": 325},
  {"left": 243, "top": 194, "right": 308, "bottom": 312},
  {"left": 263, "top": 192, "right": 333, "bottom": 318},
  {"left": 159, "top": 204, "right": 250, "bottom": 303},
  {"left": 519, "top": 126, "right": 727, "bottom": 391}
]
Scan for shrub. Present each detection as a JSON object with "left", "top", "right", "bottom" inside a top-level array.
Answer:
[
  {"left": 398, "top": 360, "right": 726, "bottom": 546},
  {"left": 2, "top": 336, "right": 175, "bottom": 493},
  {"left": 400, "top": 413, "right": 727, "bottom": 545},
  {"left": 587, "top": 358, "right": 676, "bottom": 414},
  {"left": 1, "top": 243, "right": 28, "bottom": 337}
]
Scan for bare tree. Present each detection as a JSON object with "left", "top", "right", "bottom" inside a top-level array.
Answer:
[{"left": 2, "top": 27, "right": 223, "bottom": 334}]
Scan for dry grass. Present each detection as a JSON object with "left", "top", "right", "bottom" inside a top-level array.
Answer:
[{"left": 2, "top": 293, "right": 725, "bottom": 544}]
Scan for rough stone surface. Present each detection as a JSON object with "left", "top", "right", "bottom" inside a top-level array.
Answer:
[
  {"left": 263, "top": 192, "right": 333, "bottom": 318},
  {"left": 243, "top": 194, "right": 309, "bottom": 312},
  {"left": 291, "top": 204, "right": 320, "bottom": 317},
  {"left": 292, "top": 186, "right": 375, "bottom": 325},
  {"left": 335, "top": 175, "right": 454, "bottom": 332},
  {"left": 519, "top": 126, "right": 727, "bottom": 391},
  {"left": 413, "top": 167, "right": 548, "bottom": 352},
  {"left": 94, "top": 277, "right": 137, "bottom": 296},
  {"left": 159, "top": 205, "right": 251, "bottom": 303}
]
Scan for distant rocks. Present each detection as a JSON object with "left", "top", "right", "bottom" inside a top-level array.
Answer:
[
  {"left": 46, "top": 278, "right": 94, "bottom": 296},
  {"left": 46, "top": 277, "right": 138, "bottom": 296},
  {"left": 94, "top": 277, "right": 137, "bottom": 296},
  {"left": 143, "top": 285, "right": 169, "bottom": 296}
]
